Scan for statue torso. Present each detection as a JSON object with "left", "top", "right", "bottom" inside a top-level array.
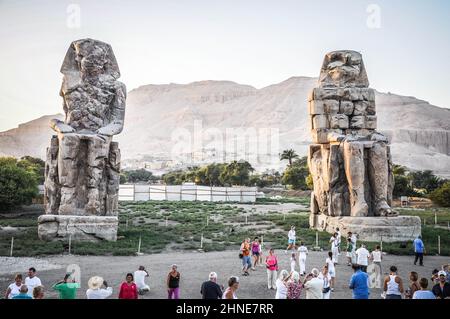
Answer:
[{"left": 63, "top": 80, "right": 116, "bottom": 132}]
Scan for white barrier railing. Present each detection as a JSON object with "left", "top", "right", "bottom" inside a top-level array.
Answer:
[{"left": 118, "top": 184, "right": 257, "bottom": 202}]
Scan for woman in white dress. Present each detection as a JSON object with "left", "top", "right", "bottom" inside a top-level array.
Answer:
[
  {"left": 326, "top": 251, "right": 336, "bottom": 291},
  {"left": 318, "top": 265, "right": 332, "bottom": 299},
  {"left": 275, "top": 270, "right": 291, "bottom": 299}
]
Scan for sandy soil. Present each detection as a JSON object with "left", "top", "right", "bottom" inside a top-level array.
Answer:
[{"left": 1, "top": 250, "right": 447, "bottom": 299}]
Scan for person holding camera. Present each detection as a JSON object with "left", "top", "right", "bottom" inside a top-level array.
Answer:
[
  {"left": 86, "top": 276, "right": 113, "bottom": 299},
  {"left": 52, "top": 273, "right": 80, "bottom": 299}
]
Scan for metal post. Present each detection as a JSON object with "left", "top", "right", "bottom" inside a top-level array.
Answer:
[
  {"left": 126, "top": 219, "right": 129, "bottom": 229},
  {"left": 283, "top": 213, "right": 286, "bottom": 221},
  {"left": 245, "top": 215, "right": 248, "bottom": 224},
  {"left": 438, "top": 236, "right": 441, "bottom": 255},
  {"left": 380, "top": 236, "right": 383, "bottom": 252},
  {"left": 206, "top": 216, "right": 209, "bottom": 227},
  {"left": 133, "top": 184, "right": 136, "bottom": 201},
  {"left": 435, "top": 213, "right": 437, "bottom": 225},
  {"left": 316, "top": 231, "right": 319, "bottom": 248},
  {"left": 68, "top": 235, "right": 72, "bottom": 255},
  {"left": 200, "top": 233, "right": 204, "bottom": 249},
  {"left": 10, "top": 237, "right": 14, "bottom": 257},
  {"left": 138, "top": 236, "right": 142, "bottom": 254},
  {"left": 165, "top": 217, "right": 168, "bottom": 227},
  {"left": 424, "top": 218, "right": 426, "bottom": 225}
]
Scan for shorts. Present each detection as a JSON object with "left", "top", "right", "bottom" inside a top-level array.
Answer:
[
  {"left": 252, "top": 251, "right": 260, "bottom": 256},
  {"left": 328, "top": 269, "right": 336, "bottom": 278},
  {"left": 346, "top": 252, "right": 352, "bottom": 258},
  {"left": 242, "top": 255, "right": 252, "bottom": 268},
  {"left": 288, "top": 239, "right": 295, "bottom": 244}
]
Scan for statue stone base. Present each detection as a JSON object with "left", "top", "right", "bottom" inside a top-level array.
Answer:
[
  {"left": 38, "top": 215, "right": 118, "bottom": 242},
  {"left": 310, "top": 214, "right": 421, "bottom": 242}
]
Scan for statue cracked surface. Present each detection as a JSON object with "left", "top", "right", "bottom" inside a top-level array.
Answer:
[
  {"left": 308, "top": 50, "right": 397, "bottom": 219},
  {"left": 39, "top": 39, "right": 125, "bottom": 241}
]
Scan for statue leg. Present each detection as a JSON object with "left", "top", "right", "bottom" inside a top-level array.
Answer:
[
  {"left": 85, "top": 135, "right": 111, "bottom": 215},
  {"left": 368, "top": 142, "right": 397, "bottom": 216},
  {"left": 57, "top": 133, "right": 80, "bottom": 215},
  {"left": 343, "top": 141, "right": 368, "bottom": 217}
]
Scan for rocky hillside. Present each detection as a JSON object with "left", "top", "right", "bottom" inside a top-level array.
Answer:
[{"left": 1, "top": 77, "right": 449, "bottom": 176}]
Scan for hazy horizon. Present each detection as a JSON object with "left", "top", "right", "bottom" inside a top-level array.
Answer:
[{"left": 1, "top": 0, "right": 450, "bottom": 131}]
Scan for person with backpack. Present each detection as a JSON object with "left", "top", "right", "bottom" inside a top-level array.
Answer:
[{"left": 266, "top": 248, "right": 278, "bottom": 289}]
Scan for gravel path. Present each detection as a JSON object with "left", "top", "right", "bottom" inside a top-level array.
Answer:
[{"left": 1, "top": 251, "right": 448, "bottom": 299}]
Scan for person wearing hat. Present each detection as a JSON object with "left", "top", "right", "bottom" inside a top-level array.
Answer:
[
  {"left": 432, "top": 270, "right": 450, "bottom": 299},
  {"left": 200, "top": 272, "right": 223, "bottom": 299},
  {"left": 86, "top": 276, "right": 113, "bottom": 299},
  {"left": 53, "top": 273, "right": 80, "bottom": 299}
]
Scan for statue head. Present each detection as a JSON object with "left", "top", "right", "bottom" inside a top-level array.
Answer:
[
  {"left": 60, "top": 38, "right": 120, "bottom": 80},
  {"left": 318, "top": 50, "right": 369, "bottom": 88}
]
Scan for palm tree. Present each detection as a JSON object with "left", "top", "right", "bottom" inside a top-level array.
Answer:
[{"left": 280, "top": 149, "right": 299, "bottom": 167}]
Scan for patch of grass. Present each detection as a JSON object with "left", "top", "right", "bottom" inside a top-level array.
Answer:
[{"left": 398, "top": 207, "right": 450, "bottom": 226}]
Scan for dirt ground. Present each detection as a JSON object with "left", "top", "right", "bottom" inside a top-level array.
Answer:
[{"left": 1, "top": 250, "right": 448, "bottom": 299}]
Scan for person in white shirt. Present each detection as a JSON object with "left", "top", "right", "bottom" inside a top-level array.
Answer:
[
  {"left": 5, "top": 274, "right": 23, "bottom": 299},
  {"left": 275, "top": 270, "right": 290, "bottom": 299},
  {"left": 86, "top": 276, "right": 113, "bottom": 299},
  {"left": 25, "top": 267, "right": 42, "bottom": 297},
  {"left": 348, "top": 232, "right": 357, "bottom": 264},
  {"left": 297, "top": 242, "right": 308, "bottom": 275},
  {"left": 134, "top": 266, "right": 150, "bottom": 294},
  {"left": 356, "top": 244, "right": 370, "bottom": 272},
  {"left": 326, "top": 251, "right": 336, "bottom": 291},
  {"left": 370, "top": 245, "right": 382, "bottom": 288},
  {"left": 303, "top": 268, "right": 324, "bottom": 299},
  {"left": 329, "top": 233, "right": 339, "bottom": 264},
  {"left": 285, "top": 226, "right": 296, "bottom": 253},
  {"left": 318, "top": 265, "right": 332, "bottom": 299}
]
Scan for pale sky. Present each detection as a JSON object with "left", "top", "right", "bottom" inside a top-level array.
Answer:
[{"left": 1, "top": 0, "right": 449, "bottom": 131}]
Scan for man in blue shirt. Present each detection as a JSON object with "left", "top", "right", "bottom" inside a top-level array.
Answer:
[
  {"left": 413, "top": 235, "right": 425, "bottom": 266},
  {"left": 349, "top": 264, "right": 370, "bottom": 299},
  {"left": 12, "top": 285, "right": 33, "bottom": 299}
]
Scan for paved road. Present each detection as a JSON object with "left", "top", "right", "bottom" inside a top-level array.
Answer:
[{"left": 1, "top": 250, "right": 448, "bottom": 299}]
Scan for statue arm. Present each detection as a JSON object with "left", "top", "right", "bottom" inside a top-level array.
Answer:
[
  {"left": 96, "top": 82, "right": 126, "bottom": 136},
  {"left": 50, "top": 118, "right": 74, "bottom": 134}
]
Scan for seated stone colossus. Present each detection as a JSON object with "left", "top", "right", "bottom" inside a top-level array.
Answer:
[
  {"left": 308, "top": 51, "right": 420, "bottom": 242},
  {"left": 38, "top": 38, "right": 125, "bottom": 241}
]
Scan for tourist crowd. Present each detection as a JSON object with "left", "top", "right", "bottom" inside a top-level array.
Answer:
[{"left": 3, "top": 231, "right": 450, "bottom": 300}]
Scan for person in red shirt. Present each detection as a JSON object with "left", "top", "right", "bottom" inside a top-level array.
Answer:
[{"left": 118, "top": 273, "right": 138, "bottom": 299}]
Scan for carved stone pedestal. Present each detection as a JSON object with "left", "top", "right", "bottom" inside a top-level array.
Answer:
[
  {"left": 38, "top": 215, "right": 118, "bottom": 242},
  {"left": 310, "top": 214, "right": 421, "bottom": 242}
]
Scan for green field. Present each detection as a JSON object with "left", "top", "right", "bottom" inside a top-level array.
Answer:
[{"left": 0, "top": 198, "right": 448, "bottom": 256}]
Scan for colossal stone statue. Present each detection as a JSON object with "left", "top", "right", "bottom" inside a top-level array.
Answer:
[
  {"left": 38, "top": 39, "right": 125, "bottom": 241},
  {"left": 308, "top": 50, "right": 421, "bottom": 242}
]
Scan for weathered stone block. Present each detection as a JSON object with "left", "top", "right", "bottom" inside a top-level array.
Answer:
[
  {"left": 311, "top": 128, "right": 329, "bottom": 144},
  {"left": 330, "top": 114, "right": 349, "bottom": 129},
  {"left": 310, "top": 215, "right": 421, "bottom": 242},
  {"left": 366, "top": 100, "right": 376, "bottom": 115},
  {"left": 38, "top": 215, "right": 118, "bottom": 242},
  {"left": 350, "top": 116, "right": 365, "bottom": 128},
  {"left": 312, "top": 114, "right": 329, "bottom": 129},
  {"left": 365, "top": 115, "right": 377, "bottom": 129},
  {"left": 323, "top": 100, "right": 339, "bottom": 114},
  {"left": 340, "top": 101, "right": 354, "bottom": 115},
  {"left": 309, "top": 100, "right": 325, "bottom": 114},
  {"left": 353, "top": 101, "right": 368, "bottom": 116}
]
